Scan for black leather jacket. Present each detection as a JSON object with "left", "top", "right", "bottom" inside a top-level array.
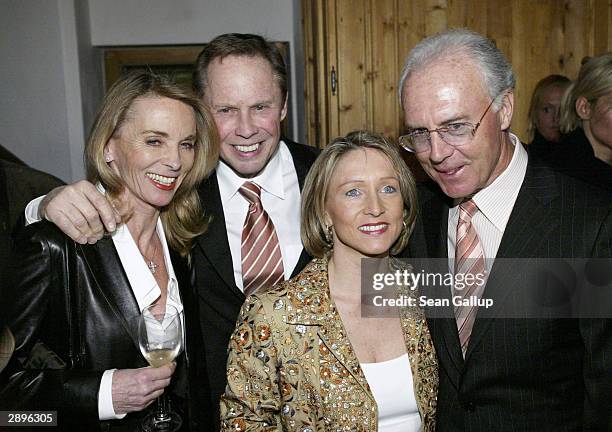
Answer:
[{"left": 1, "top": 221, "right": 209, "bottom": 431}]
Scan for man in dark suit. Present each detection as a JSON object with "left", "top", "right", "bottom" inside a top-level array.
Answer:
[
  {"left": 0, "top": 159, "right": 63, "bottom": 279},
  {"left": 26, "top": 33, "right": 318, "bottom": 430},
  {"left": 189, "top": 34, "right": 318, "bottom": 426},
  {"left": 0, "top": 159, "right": 63, "bottom": 381},
  {"left": 398, "top": 29, "right": 612, "bottom": 430}
]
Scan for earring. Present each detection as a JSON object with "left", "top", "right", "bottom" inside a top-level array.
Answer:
[
  {"left": 105, "top": 155, "right": 112, "bottom": 163},
  {"left": 324, "top": 224, "right": 333, "bottom": 245}
]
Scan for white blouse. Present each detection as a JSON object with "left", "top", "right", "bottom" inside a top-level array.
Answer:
[
  {"left": 98, "top": 218, "right": 183, "bottom": 420},
  {"left": 361, "top": 353, "right": 421, "bottom": 432}
]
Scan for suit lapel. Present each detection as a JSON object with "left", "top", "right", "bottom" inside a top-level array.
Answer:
[
  {"left": 196, "top": 173, "right": 244, "bottom": 299},
  {"left": 284, "top": 137, "right": 317, "bottom": 191},
  {"left": 284, "top": 139, "right": 318, "bottom": 277},
  {"left": 317, "top": 319, "right": 374, "bottom": 402},
  {"left": 285, "top": 259, "right": 374, "bottom": 403},
  {"left": 291, "top": 249, "right": 311, "bottom": 278},
  {"left": 465, "top": 162, "right": 559, "bottom": 359},
  {"left": 78, "top": 238, "right": 141, "bottom": 351},
  {"left": 418, "top": 188, "right": 465, "bottom": 381}
]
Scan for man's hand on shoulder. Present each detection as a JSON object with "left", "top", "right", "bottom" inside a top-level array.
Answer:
[{"left": 40, "top": 180, "right": 121, "bottom": 244}]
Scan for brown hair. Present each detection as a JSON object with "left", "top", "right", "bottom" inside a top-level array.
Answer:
[
  {"left": 526, "top": 74, "right": 570, "bottom": 142},
  {"left": 301, "top": 130, "right": 418, "bottom": 258},
  {"left": 85, "top": 71, "right": 219, "bottom": 256},
  {"left": 193, "top": 33, "right": 287, "bottom": 99}
]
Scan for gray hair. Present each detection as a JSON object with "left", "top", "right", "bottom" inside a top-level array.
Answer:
[{"left": 398, "top": 29, "right": 515, "bottom": 111}]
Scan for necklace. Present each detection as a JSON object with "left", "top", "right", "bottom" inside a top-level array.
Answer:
[
  {"left": 147, "top": 260, "right": 158, "bottom": 274},
  {"left": 141, "top": 239, "right": 160, "bottom": 274}
]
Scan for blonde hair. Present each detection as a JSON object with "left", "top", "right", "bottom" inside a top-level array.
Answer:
[
  {"left": 85, "top": 71, "right": 219, "bottom": 256},
  {"left": 526, "top": 74, "right": 570, "bottom": 142},
  {"left": 560, "top": 52, "right": 612, "bottom": 134},
  {"left": 301, "top": 130, "right": 418, "bottom": 258}
]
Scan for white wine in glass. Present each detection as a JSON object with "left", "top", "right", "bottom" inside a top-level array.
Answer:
[
  {"left": 143, "top": 347, "right": 181, "bottom": 368},
  {"left": 138, "top": 303, "right": 183, "bottom": 432}
]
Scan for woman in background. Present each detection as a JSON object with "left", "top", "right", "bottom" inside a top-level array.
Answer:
[
  {"left": 526, "top": 74, "right": 571, "bottom": 157},
  {"left": 221, "top": 130, "right": 437, "bottom": 432},
  {"left": 557, "top": 53, "right": 612, "bottom": 190},
  {"left": 3, "top": 72, "right": 218, "bottom": 431}
]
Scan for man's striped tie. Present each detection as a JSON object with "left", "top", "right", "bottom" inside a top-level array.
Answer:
[
  {"left": 454, "top": 199, "right": 487, "bottom": 356},
  {"left": 239, "top": 181, "right": 285, "bottom": 297}
]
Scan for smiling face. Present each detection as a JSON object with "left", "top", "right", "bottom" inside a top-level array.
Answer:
[
  {"left": 104, "top": 95, "right": 196, "bottom": 213},
  {"left": 402, "top": 56, "right": 514, "bottom": 199},
  {"left": 535, "top": 84, "right": 566, "bottom": 142},
  {"left": 205, "top": 55, "right": 287, "bottom": 178},
  {"left": 324, "top": 148, "right": 404, "bottom": 260}
]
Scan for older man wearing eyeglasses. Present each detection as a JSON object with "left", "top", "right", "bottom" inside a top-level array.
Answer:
[{"left": 399, "top": 29, "right": 612, "bottom": 431}]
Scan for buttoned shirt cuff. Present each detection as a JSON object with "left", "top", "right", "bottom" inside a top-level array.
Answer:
[
  {"left": 24, "top": 195, "right": 45, "bottom": 225},
  {"left": 98, "top": 369, "right": 127, "bottom": 420}
]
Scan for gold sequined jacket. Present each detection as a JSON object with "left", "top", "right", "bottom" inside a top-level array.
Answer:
[{"left": 221, "top": 258, "right": 438, "bottom": 431}]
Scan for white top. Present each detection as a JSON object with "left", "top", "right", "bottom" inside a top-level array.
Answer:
[
  {"left": 360, "top": 354, "right": 421, "bottom": 432},
  {"left": 447, "top": 132, "right": 528, "bottom": 273},
  {"left": 216, "top": 140, "right": 303, "bottom": 290},
  {"left": 98, "top": 217, "right": 183, "bottom": 420}
]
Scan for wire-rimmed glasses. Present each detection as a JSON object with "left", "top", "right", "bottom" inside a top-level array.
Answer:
[{"left": 399, "top": 96, "right": 498, "bottom": 153}]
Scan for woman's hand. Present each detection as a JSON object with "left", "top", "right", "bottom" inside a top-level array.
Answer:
[{"left": 111, "top": 362, "right": 176, "bottom": 414}]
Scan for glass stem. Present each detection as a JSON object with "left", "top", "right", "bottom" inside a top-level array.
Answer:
[{"left": 155, "top": 394, "right": 171, "bottom": 423}]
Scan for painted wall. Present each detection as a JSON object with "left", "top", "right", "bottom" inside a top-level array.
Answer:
[
  {"left": 0, "top": 0, "right": 73, "bottom": 181},
  {"left": 0, "top": 0, "right": 304, "bottom": 182},
  {"left": 89, "top": 0, "right": 306, "bottom": 144}
]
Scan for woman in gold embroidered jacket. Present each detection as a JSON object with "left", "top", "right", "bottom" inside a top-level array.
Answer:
[{"left": 220, "top": 130, "right": 438, "bottom": 431}]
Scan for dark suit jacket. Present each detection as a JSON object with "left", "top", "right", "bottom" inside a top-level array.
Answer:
[
  {"left": 1, "top": 221, "right": 208, "bottom": 431},
  {"left": 0, "top": 160, "right": 64, "bottom": 288},
  {"left": 405, "top": 155, "right": 612, "bottom": 431},
  {"left": 192, "top": 139, "right": 319, "bottom": 429}
]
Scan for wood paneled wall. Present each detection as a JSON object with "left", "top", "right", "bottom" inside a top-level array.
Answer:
[{"left": 303, "top": 0, "right": 612, "bottom": 148}]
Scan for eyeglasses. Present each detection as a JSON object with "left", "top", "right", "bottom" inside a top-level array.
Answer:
[{"left": 399, "top": 96, "right": 498, "bottom": 153}]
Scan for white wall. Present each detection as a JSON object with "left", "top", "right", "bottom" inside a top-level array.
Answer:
[
  {"left": 0, "top": 0, "right": 73, "bottom": 181},
  {"left": 0, "top": 0, "right": 304, "bottom": 182}
]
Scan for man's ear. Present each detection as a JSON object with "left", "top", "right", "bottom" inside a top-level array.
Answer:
[
  {"left": 576, "top": 96, "right": 591, "bottom": 120},
  {"left": 498, "top": 91, "right": 514, "bottom": 131},
  {"left": 280, "top": 94, "right": 288, "bottom": 122}
]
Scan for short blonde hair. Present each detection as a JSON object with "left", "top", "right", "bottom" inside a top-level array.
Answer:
[
  {"left": 560, "top": 52, "right": 612, "bottom": 134},
  {"left": 85, "top": 71, "right": 219, "bottom": 256},
  {"left": 301, "top": 130, "right": 418, "bottom": 258},
  {"left": 526, "top": 74, "right": 570, "bottom": 142}
]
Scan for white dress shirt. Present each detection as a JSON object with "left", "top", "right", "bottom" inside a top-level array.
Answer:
[
  {"left": 24, "top": 195, "right": 44, "bottom": 225},
  {"left": 98, "top": 217, "right": 183, "bottom": 420},
  {"left": 447, "top": 133, "right": 528, "bottom": 272},
  {"left": 216, "top": 140, "right": 303, "bottom": 291}
]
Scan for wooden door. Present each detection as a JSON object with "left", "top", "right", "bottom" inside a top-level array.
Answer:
[{"left": 303, "top": 0, "right": 612, "bottom": 152}]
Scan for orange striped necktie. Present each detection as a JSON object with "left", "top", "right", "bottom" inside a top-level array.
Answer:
[
  {"left": 239, "top": 181, "right": 285, "bottom": 297},
  {"left": 454, "top": 199, "right": 487, "bottom": 357}
]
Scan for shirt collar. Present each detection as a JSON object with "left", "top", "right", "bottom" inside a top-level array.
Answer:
[
  {"left": 217, "top": 140, "right": 288, "bottom": 203},
  {"left": 111, "top": 214, "right": 181, "bottom": 314},
  {"left": 471, "top": 132, "right": 528, "bottom": 231}
]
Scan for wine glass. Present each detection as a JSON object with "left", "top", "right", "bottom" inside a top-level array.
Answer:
[{"left": 138, "top": 303, "right": 183, "bottom": 432}]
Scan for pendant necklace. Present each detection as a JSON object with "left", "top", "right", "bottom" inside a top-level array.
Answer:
[{"left": 142, "top": 240, "right": 159, "bottom": 274}]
